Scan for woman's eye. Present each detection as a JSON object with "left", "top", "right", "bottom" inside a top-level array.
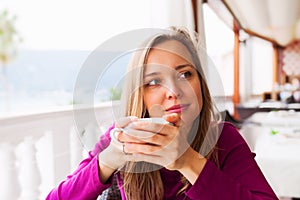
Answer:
[
  {"left": 178, "top": 71, "right": 192, "bottom": 80},
  {"left": 146, "top": 79, "right": 161, "bottom": 86}
]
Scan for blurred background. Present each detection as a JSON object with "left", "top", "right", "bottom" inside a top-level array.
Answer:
[
  {"left": 0, "top": 0, "right": 274, "bottom": 117},
  {"left": 1, "top": 0, "right": 299, "bottom": 200}
]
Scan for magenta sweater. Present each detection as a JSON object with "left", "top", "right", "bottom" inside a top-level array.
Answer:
[{"left": 46, "top": 122, "right": 278, "bottom": 200}]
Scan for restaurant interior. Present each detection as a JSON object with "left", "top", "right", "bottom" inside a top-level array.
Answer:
[{"left": 207, "top": 1, "right": 300, "bottom": 199}]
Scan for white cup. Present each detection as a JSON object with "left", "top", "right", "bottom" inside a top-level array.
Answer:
[
  {"left": 135, "top": 117, "right": 169, "bottom": 124},
  {"left": 110, "top": 118, "right": 170, "bottom": 145}
]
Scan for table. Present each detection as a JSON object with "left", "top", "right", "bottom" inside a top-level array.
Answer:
[
  {"left": 240, "top": 111, "right": 300, "bottom": 198},
  {"left": 236, "top": 102, "right": 300, "bottom": 120}
]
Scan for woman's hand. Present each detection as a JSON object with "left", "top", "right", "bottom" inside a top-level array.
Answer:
[
  {"left": 98, "top": 116, "right": 139, "bottom": 183},
  {"left": 119, "top": 113, "right": 207, "bottom": 184},
  {"left": 118, "top": 113, "right": 191, "bottom": 170}
]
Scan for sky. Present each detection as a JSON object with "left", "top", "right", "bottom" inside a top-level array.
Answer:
[
  {"left": 0, "top": 0, "right": 233, "bottom": 52},
  {"left": 0, "top": 0, "right": 152, "bottom": 51}
]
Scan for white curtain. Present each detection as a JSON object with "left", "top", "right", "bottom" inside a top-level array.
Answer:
[
  {"left": 224, "top": 0, "right": 300, "bottom": 46},
  {"left": 149, "top": 0, "right": 206, "bottom": 49}
]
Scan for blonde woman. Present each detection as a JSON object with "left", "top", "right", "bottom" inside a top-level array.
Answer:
[{"left": 47, "top": 27, "right": 277, "bottom": 200}]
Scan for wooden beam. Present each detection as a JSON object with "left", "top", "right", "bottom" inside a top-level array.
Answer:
[
  {"left": 272, "top": 44, "right": 279, "bottom": 84},
  {"left": 233, "top": 21, "right": 240, "bottom": 119},
  {"left": 245, "top": 29, "right": 281, "bottom": 47},
  {"left": 191, "top": 0, "right": 198, "bottom": 33}
]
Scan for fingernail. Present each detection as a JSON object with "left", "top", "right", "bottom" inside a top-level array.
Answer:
[{"left": 129, "top": 116, "right": 138, "bottom": 121}]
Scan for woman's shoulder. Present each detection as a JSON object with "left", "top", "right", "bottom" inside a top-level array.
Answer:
[
  {"left": 216, "top": 122, "right": 251, "bottom": 155},
  {"left": 218, "top": 122, "right": 246, "bottom": 145}
]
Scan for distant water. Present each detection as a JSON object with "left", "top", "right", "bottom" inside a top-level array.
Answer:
[{"left": 0, "top": 49, "right": 129, "bottom": 116}]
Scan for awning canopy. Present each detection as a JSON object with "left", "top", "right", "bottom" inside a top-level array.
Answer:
[{"left": 211, "top": 0, "right": 300, "bottom": 47}]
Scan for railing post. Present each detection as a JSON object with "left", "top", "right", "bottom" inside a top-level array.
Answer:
[
  {"left": 52, "top": 127, "right": 71, "bottom": 185},
  {"left": 81, "top": 122, "right": 100, "bottom": 151},
  {"left": 70, "top": 126, "right": 84, "bottom": 171},
  {"left": 0, "top": 143, "right": 21, "bottom": 200},
  {"left": 19, "top": 136, "right": 41, "bottom": 200}
]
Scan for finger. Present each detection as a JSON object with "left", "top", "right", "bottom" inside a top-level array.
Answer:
[
  {"left": 118, "top": 130, "right": 148, "bottom": 144},
  {"left": 128, "top": 121, "right": 170, "bottom": 135},
  {"left": 124, "top": 142, "right": 162, "bottom": 154},
  {"left": 122, "top": 127, "right": 157, "bottom": 139},
  {"left": 163, "top": 113, "right": 181, "bottom": 126},
  {"left": 123, "top": 129, "right": 172, "bottom": 146},
  {"left": 115, "top": 116, "right": 138, "bottom": 128},
  {"left": 125, "top": 153, "right": 160, "bottom": 165}
]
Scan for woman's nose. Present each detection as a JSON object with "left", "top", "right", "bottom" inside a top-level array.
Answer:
[{"left": 165, "top": 81, "right": 183, "bottom": 100}]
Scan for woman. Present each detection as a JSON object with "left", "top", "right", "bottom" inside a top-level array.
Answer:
[{"left": 46, "top": 27, "right": 278, "bottom": 200}]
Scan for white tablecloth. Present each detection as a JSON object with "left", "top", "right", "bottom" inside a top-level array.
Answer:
[{"left": 240, "top": 111, "right": 300, "bottom": 198}]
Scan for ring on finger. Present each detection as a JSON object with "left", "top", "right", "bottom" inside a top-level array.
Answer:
[{"left": 122, "top": 144, "right": 132, "bottom": 155}]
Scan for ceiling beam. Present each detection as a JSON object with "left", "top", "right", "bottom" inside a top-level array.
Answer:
[{"left": 191, "top": 0, "right": 199, "bottom": 33}]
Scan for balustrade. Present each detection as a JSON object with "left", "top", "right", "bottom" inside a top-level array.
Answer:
[{"left": 0, "top": 101, "right": 119, "bottom": 199}]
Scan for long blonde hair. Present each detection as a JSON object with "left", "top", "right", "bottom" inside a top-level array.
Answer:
[{"left": 119, "top": 27, "right": 220, "bottom": 200}]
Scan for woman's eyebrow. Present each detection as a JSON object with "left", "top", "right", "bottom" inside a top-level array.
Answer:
[
  {"left": 144, "top": 64, "right": 194, "bottom": 77},
  {"left": 144, "top": 72, "right": 160, "bottom": 78},
  {"left": 175, "top": 64, "right": 194, "bottom": 70}
]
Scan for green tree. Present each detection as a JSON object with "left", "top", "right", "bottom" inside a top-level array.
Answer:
[
  {"left": 109, "top": 87, "right": 122, "bottom": 101},
  {"left": 0, "top": 9, "right": 21, "bottom": 111},
  {"left": 0, "top": 9, "right": 21, "bottom": 74}
]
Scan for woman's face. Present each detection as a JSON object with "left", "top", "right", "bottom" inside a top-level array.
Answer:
[{"left": 143, "top": 40, "right": 203, "bottom": 127}]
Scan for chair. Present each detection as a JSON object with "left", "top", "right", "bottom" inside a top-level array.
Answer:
[
  {"left": 220, "top": 110, "right": 244, "bottom": 129},
  {"left": 97, "top": 175, "right": 121, "bottom": 200}
]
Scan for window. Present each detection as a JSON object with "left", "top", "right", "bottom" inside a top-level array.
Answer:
[
  {"left": 250, "top": 37, "right": 273, "bottom": 94},
  {"left": 203, "top": 4, "right": 234, "bottom": 96},
  {"left": 203, "top": 3, "right": 273, "bottom": 99}
]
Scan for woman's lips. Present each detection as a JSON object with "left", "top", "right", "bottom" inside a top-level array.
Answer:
[{"left": 165, "top": 104, "right": 189, "bottom": 113}]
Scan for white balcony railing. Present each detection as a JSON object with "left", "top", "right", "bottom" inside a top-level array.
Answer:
[{"left": 0, "top": 101, "right": 119, "bottom": 200}]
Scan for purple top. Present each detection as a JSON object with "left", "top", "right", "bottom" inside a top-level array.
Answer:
[{"left": 46, "top": 122, "right": 278, "bottom": 199}]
